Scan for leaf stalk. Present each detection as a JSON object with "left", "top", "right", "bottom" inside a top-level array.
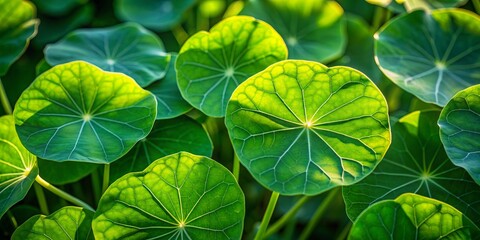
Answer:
[
  {"left": 299, "top": 187, "right": 339, "bottom": 240},
  {"left": 254, "top": 191, "right": 280, "bottom": 240}
]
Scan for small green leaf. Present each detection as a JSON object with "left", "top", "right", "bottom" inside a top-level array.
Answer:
[
  {"left": 0, "top": 115, "right": 37, "bottom": 218},
  {"left": 226, "top": 60, "right": 391, "bottom": 195},
  {"left": 176, "top": 16, "right": 287, "bottom": 117},
  {"left": 93, "top": 152, "right": 245, "bottom": 240},
  {"left": 375, "top": 9, "right": 480, "bottom": 106},
  {"left": 365, "top": 0, "right": 406, "bottom": 12},
  {"left": 38, "top": 159, "right": 98, "bottom": 185},
  {"left": 13, "top": 61, "right": 157, "bottom": 164},
  {"left": 45, "top": 22, "right": 169, "bottom": 87},
  {"left": 349, "top": 193, "right": 480, "bottom": 239},
  {"left": 439, "top": 84, "right": 480, "bottom": 185},
  {"left": 12, "top": 206, "right": 94, "bottom": 240}
]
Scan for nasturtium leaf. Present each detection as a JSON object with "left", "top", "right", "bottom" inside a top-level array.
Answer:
[
  {"left": 110, "top": 116, "right": 213, "bottom": 181},
  {"left": 93, "top": 152, "right": 245, "bottom": 239},
  {"left": 225, "top": 60, "right": 391, "bottom": 195},
  {"left": 13, "top": 61, "right": 157, "bottom": 163},
  {"left": 0, "top": 115, "right": 37, "bottom": 219},
  {"left": 241, "top": 0, "right": 346, "bottom": 63},
  {"left": 439, "top": 85, "right": 480, "bottom": 185},
  {"left": 375, "top": 9, "right": 480, "bottom": 107},
  {"left": 114, "top": 0, "right": 195, "bottom": 31},
  {"left": 38, "top": 159, "right": 98, "bottom": 185},
  {"left": 343, "top": 110, "right": 480, "bottom": 227},
  {"left": 365, "top": 0, "right": 406, "bottom": 13},
  {"left": 404, "top": 0, "right": 467, "bottom": 11},
  {"left": 45, "top": 22, "right": 169, "bottom": 87},
  {"left": 349, "top": 193, "right": 480, "bottom": 239},
  {"left": 32, "top": 0, "right": 87, "bottom": 16},
  {"left": 176, "top": 16, "right": 288, "bottom": 117},
  {"left": 0, "top": 0, "right": 39, "bottom": 76},
  {"left": 12, "top": 206, "right": 94, "bottom": 240}
]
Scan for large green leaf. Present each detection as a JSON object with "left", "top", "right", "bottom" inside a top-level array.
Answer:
[
  {"left": 110, "top": 116, "right": 213, "bottom": 181},
  {"left": 375, "top": 9, "right": 480, "bottom": 106},
  {"left": 343, "top": 110, "right": 480, "bottom": 227},
  {"left": 0, "top": 115, "right": 38, "bottom": 219},
  {"left": 13, "top": 61, "right": 157, "bottom": 164},
  {"left": 93, "top": 152, "right": 245, "bottom": 239},
  {"left": 12, "top": 206, "right": 94, "bottom": 240},
  {"left": 38, "top": 159, "right": 98, "bottom": 185},
  {"left": 32, "top": 0, "right": 87, "bottom": 16},
  {"left": 176, "top": 16, "right": 287, "bottom": 117},
  {"left": 349, "top": 193, "right": 480, "bottom": 239},
  {"left": 225, "top": 60, "right": 391, "bottom": 195},
  {"left": 45, "top": 22, "right": 169, "bottom": 87},
  {"left": 241, "top": 0, "right": 346, "bottom": 63},
  {"left": 0, "top": 0, "right": 39, "bottom": 76},
  {"left": 439, "top": 84, "right": 480, "bottom": 185}
]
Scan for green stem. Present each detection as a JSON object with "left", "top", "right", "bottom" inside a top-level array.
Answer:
[
  {"left": 473, "top": 0, "right": 480, "bottom": 14},
  {"left": 299, "top": 188, "right": 339, "bottom": 240},
  {"left": 7, "top": 211, "right": 18, "bottom": 228},
  {"left": 371, "top": 7, "right": 385, "bottom": 31},
  {"left": 102, "top": 164, "right": 110, "bottom": 194},
  {"left": 33, "top": 182, "right": 49, "bottom": 215},
  {"left": 265, "top": 195, "right": 311, "bottom": 238},
  {"left": 254, "top": 191, "right": 280, "bottom": 240},
  {"left": 35, "top": 175, "right": 94, "bottom": 211},
  {"left": 0, "top": 78, "right": 12, "bottom": 114},
  {"left": 91, "top": 168, "right": 101, "bottom": 204},
  {"left": 336, "top": 222, "right": 352, "bottom": 240},
  {"left": 172, "top": 25, "right": 189, "bottom": 46},
  {"left": 232, "top": 153, "right": 240, "bottom": 181}
]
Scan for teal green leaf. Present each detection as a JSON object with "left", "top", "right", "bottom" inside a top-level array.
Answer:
[
  {"left": 12, "top": 206, "right": 94, "bottom": 240},
  {"left": 439, "top": 85, "right": 480, "bottom": 185},
  {"left": 241, "top": 0, "right": 346, "bottom": 63},
  {"left": 349, "top": 193, "right": 480, "bottom": 239},
  {"left": 343, "top": 110, "right": 480, "bottom": 227},
  {"left": 93, "top": 152, "right": 245, "bottom": 240},
  {"left": 375, "top": 9, "right": 480, "bottom": 106},
  {"left": 225, "top": 60, "right": 391, "bottom": 195},
  {"left": 13, "top": 61, "right": 157, "bottom": 163},
  {"left": 0, "top": 0, "right": 39, "bottom": 76},
  {"left": 32, "top": 0, "right": 87, "bottom": 16},
  {"left": 404, "top": 0, "right": 467, "bottom": 11},
  {"left": 114, "top": 0, "right": 195, "bottom": 31},
  {"left": 176, "top": 16, "right": 288, "bottom": 117},
  {"left": 0, "top": 115, "right": 38, "bottom": 219},
  {"left": 38, "top": 159, "right": 98, "bottom": 185},
  {"left": 45, "top": 22, "right": 169, "bottom": 87},
  {"left": 110, "top": 116, "right": 213, "bottom": 181}
]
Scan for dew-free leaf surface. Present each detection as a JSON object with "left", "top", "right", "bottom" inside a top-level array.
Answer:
[
  {"left": 176, "top": 16, "right": 288, "bottom": 117},
  {"left": 93, "top": 152, "right": 245, "bottom": 240},
  {"left": 375, "top": 9, "right": 480, "bottom": 106},
  {"left": 32, "top": 0, "right": 86, "bottom": 16},
  {"left": 439, "top": 85, "right": 480, "bottom": 185},
  {"left": 13, "top": 61, "right": 157, "bottom": 163},
  {"left": 226, "top": 60, "right": 390, "bottom": 195},
  {"left": 404, "top": 0, "right": 468, "bottom": 11}
]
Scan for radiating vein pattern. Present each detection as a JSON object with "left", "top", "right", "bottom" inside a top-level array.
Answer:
[
  {"left": 13, "top": 61, "right": 157, "bottom": 163},
  {"left": 226, "top": 60, "right": 390, "bottom": 195},
  {"left": 93, "top": 152, "right": 245, "bottom": 240}
]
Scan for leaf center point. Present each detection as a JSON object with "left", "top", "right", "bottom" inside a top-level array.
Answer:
[
  {"left": 304, "top": 121, "right": 313, "bottom": 128},
  {"left": 106, "top": 59, "right": 116, "bottom": 65},
  {"left": 225, "top": 67, "right": 235, "bottom": 77},
  {"left": 435, "top": 61, "right": 446, "bottom": 70},
  {"left": 83, "top": 114, "right": 92, "bottom": 122},
  {"left": 287, "top": 36, "right": 298, "bottom": 46},
  {"left": 178, "top": 221, "right": 186, "bottom": 228}
]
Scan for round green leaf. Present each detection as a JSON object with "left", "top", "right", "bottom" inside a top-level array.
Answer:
[
  {"left": 114, "top": 0, "right": 195, "bottom": 31},
  {"left": 110, "top": 116, "right": 213, "bottom": 181},
  {"left": 45, "top": 22, "right": 169, "bottom": 87},
  {"left": 32, "top": 0, "right": 87, "bottom": 16},
  {"left": 241, "top": 0, "right": 346, "bottom": 63},
  {"left": 38, "top": 159, "right": 98, "bottom": 185},
  {"left": 439, "top": 84, "right": 480, "bottom": 185},
  {"left": 375, "top": 9, "right": 480, "bottom": 106},
  {"left": 13, "top": 61, "right": 157, "bottom": 163},
  {"left": 176, "top": 16, "right": 288, "bottom": 117},
  {"left": 0, "top": 115, "right": 38, "bottom": 218},
  {"left": 343, "top": 110, "right": 480, "bottom": 227},
  {"left": 225, "top": 60, "right": 391, "bottom": 195},
  {"left": 93, "top": 152, "right": 245, "bottom": 239},
  {"left": 12, "top": 206, "right": 94, "bottom": 240},
  {"left": 349, "top": 193, "right": 480, "bottom": 239}
]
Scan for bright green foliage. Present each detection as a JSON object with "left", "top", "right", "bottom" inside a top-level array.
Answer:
[
  {"left": 365, "top": 0, "right": 405, "bottom": 13},
  {"left": 110, "top": 116, "right": 213, "bottom": 181},
  {"left": 93, "top": 152, "right": 245, "bottom": 240},
  {"left": 12, "top": 206, "right": 94, "bottom": 240},
  {"left": 404, "top": 0, "right": 468, "bottom": 11},
  {"left": 349, "top": 193, "right": 480, "bottom": 239},
  {"left": 45, "top": 22, "right": 169, "bottom": 87},
  {"left": 176, "top": 16, "right": 288, "bottom": 117},
  {"left": 38, "top": 159, "right": 98, "bottom": 185},
  {"left": 343, "top": 111, "right": 480, "bottom": 227},
  {"left": 226, "top": 60, "right": 390, "bottom": 195},
  {"left": 13, "top": 61, "right": 157, "bottom": 163},
  {"left": 114, "top": 0, "right": 195, "bottom": 31},
  {"left": 0, "top": 0, "right": 39, "bottom": 76},
  {"left": 242, "top": 0, "right": 346, "bottom": 63},
  {"left": 439, "top": 85, "right": 480, "bottom": 185},
  {"left": 375, "top": 9, "right": 480, "bottom": 106},
  {"left": 0, "top": 115, "right": 38, "bottom": 219}
]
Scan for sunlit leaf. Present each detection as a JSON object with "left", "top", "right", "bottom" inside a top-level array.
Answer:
[
  {"left": 38, "top": 159, "right": 98, "bottom": 185},
  {"left": 404, "top": 0, "right": 468, "bottom": 11},
  {"left": 93, "top": 152, "right": 245, "bottom": 239},
  {"left": 226, "top": 60, "right": 391, "bottom": 195},
  {"left": 364, "top": 0, "right": 406, "bottom": 13}
]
